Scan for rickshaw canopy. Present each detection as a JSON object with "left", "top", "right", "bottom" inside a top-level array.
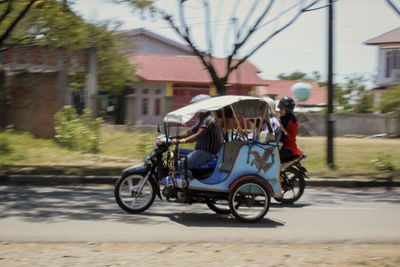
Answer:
[{"left": 164, "top": 95, "right": 270, "bottom": 125}]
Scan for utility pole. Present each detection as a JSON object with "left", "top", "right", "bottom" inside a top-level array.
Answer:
[{"left": 327, "top": 0, "right": 335, "bottom": 169}]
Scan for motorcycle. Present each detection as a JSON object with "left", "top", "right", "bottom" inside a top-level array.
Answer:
[{"left": 114, "top": 95, "right": 308, "bottom": 222}]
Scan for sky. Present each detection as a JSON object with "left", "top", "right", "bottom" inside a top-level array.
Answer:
[{"left": 72, "top": 0, "right": 400, "bottom": 87}]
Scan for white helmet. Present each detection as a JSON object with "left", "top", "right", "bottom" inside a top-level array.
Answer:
[
  {"left": 262, "top": 97, "right": 276, "bottom": 113},
  {"left": 190, "top": 94, "right": 211, "bottom": 104}
]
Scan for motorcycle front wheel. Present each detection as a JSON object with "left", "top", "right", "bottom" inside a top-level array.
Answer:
[
  {"left": 114, "top": 174, "right": 156, "bottom": 213},
  {"left": 275, "top": 167, "right": 305, "bottom": 204}
]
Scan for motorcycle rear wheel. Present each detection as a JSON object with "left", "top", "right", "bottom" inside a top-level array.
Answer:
[
  {"left": 114, "top": 174, "right": 156, "bottom": 213},
  {"left": 275, "top": 167, "right": 305, "bottom": 204}
]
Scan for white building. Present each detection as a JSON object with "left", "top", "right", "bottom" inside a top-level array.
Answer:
[{"left": 365, "top": 27, "right": 400, "bottom": 110}]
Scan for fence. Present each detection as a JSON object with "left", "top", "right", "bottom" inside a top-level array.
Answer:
[{"left": 297, "top": 113, "right": 400, "bottom": 137}]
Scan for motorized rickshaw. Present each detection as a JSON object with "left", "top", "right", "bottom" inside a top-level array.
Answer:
[{"left": 114, "top": 95, "right": 308, "bottom": 222}]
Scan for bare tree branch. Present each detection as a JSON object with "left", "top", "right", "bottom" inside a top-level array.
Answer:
[
  {"left": 203, "top": 0, "right": 213, "bottom": 55},
  {"left": 223, "top": 0, "right": 239, "bottom": 56},
  {"left": 226, "top": 0, "right": 274, "bottom": 70},
  {"left": 0, "top": 0, "right": 12, "bottom": 24},
  {"left": 149, "top": 0, "right": 322, "bottom": 95},
  {"left": 386, "top": 0, "right": 400, "bottom": 16},
  {"left": 237, "top": 0, "right": 259, "bottom": 40},
  {"left": 228, "top": 0, "right": 320, "bottom": 74},
  {"left": 0, "top": 0, "right": 38, "bottom": 48}
]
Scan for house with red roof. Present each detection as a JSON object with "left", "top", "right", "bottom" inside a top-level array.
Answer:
[
  {"left": 121, "top": 28, "right": 266, "bottom": 125},
  {"left": 120, "top": 28, "right": 327, "bottom": 125},
  {"left": 365, "top": 27, "right": 400, "bottom": 109}
]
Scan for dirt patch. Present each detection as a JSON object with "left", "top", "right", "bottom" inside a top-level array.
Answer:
[{"left": 0, "top": 242, "right": 399, "bottom": 266}]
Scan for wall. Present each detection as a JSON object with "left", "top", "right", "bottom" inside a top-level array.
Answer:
[
  {"left": 125, "top": 82, "right": 166, "bottom": 125},
  {"left": 297, "top": 113, "right": 400, "bottom": 137},
  {"left": 132, "top": 34, "right": 193, "bottom": 56},
  {"left": 4, "top": 72, "right": 59, "bottom": 138}
]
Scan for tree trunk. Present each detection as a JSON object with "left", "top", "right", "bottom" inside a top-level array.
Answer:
[{"left": 213, "top": 77, "right": 228, "bottom": 96}]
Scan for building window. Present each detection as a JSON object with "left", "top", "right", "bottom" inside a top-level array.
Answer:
[
  {"left": 154, "top": 98, "right": 161, "bottom": 116},
  {"left": 385, "top": 50, "right": 400, "bottom": 78},
  {"left": 156, "top": 89, "right": 161, "bottom": 95},
  {"left": 142, "top": 98, "right": 148, "bottom": 115},
  {"left": 143, "top": 88, "right": 149, "bottom": 95}
]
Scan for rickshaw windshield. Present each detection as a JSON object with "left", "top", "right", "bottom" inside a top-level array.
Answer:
[{"left": 163, "top": 95, "right": 274, "bottom": 143}]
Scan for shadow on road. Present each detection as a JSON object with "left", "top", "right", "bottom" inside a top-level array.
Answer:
[
  {"left": 0, "top": 186, "right": 283, "bottom": 228},
  {"left": 1, "top": 186, "right": 399, "bottom": 228}
]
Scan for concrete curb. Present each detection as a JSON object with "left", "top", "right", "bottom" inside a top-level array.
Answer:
[{"left": 0, "top": 174, "right": 399, "bottom": 187}]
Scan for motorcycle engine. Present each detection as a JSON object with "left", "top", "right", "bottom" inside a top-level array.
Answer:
[{"left": 162, "top": 187, "right": 188, "bottom": 203}]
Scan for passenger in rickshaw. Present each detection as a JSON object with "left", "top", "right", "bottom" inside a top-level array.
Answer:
[
  {"left": 170, "top": 94, "right": 222, "bottom": 169},
  {"left": 261, "top": 97, "right": 282, "bottom": 141},
  {"left": 278, "top": 96, "right": 303, "bottom": 162}
]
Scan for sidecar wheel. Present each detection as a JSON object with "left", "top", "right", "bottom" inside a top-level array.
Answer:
[
  {"left": 229, "top": 179, "right": 270, "bottom": 222},
  {"left": 206, "top": 200, "right": 231, "bottom": 214},
  {"left": 114, "top": 174, "right": 156, "bottom": 213}
]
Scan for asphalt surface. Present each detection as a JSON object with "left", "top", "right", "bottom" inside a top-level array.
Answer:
[
  {"left": 1, "top": 185, "right": 399, "bottom": 244},
  {"left": 1, "top": 174, "right": 400, "bottom": 187}
]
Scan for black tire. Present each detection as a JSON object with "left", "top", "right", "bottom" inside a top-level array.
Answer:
[
  {"left": 229, "top": 179, "right": 271, "bottom": 222},
  {"left": 275, "top": 167, "right": 305, "bottom": 204},
  {"left": 114, "top": 173, "right": 156, "bottom": 213},
  {"left": 206, "top": 200, "right": 231, "bottom": 214}
]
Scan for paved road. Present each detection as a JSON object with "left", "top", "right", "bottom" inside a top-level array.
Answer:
[{"left": 0, "top": 185, "right": 399, "bottom": 244}]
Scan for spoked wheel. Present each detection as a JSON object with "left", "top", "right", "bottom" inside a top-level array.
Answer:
[
  {"left": 206, "top": 199, "right": 231, "bottom": 214},
  {"left": 275, "top": 167, "right": 305, "bottom": 204},
  {"left": 114, "top": 174, "right": 156, "bottom": 213},
  {"left": 229, "top": 179, "right": 270, "bottom": 222}
]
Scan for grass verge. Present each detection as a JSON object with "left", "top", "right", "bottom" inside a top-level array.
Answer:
[{"left": 0, "top": 127, "right": 399, "bottom": 179}]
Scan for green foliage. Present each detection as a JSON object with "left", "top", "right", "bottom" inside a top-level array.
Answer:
[
  {"left": 55, "top": 106, "right": 103, "bottom": 153},
  {"left": 278, "top": 70, "right": 313, "bottom": 81},
  {"left": 86, "top": 22, "right": 137, "bottom": 95},
  {"left": 379, "top": 85, "right": 400, "bottom": 117},
  {"left": 0, "top": 125, "right": 15, "bottom": 156},
  {"left": 1, "top": 0, "right": 137, "bottom": 95},
  {"left": 0, "top": 133, "right": 12, "bottom": 155},
  {"left": 372, "top": 152, "right": 394, "bottom": 172},
  {"left": 4, "top": 0, "right": 89, "bottom": 50},
  {"left": 278, "top": 71, "right": 373, "bottom": 114}
]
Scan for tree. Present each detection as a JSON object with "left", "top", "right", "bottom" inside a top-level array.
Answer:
[
  {"left": 68, "top": 22, "right": 136, "bottom": 96},
  {"left": 379, "top": 85, "right": 400, "bottom": 116},
  {"left": 277, "top": 70, "right": 322, "bottom": 84},
  {"left": 118, "top": 0, "right": 323, "bottom": 95},
  {"left": 277, "top": 70, "right": 373, "bottom": 113},
  {"left": 385, "top": 0, "right": 400, "bottom": 16},
  {"left": 1, "top": 0, "right": 136, "bottom": 94},
  {"left": 0, "top": 0, "right": 39, "bottom": 50}
]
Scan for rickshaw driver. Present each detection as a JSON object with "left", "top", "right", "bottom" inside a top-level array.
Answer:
[{"left": 170, "top": 94, "right": 222, "bottom": 169}]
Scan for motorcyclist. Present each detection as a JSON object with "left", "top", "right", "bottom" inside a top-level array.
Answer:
[
  {"left": 171, "top": 94, "right": 222, "bottom": 169},
  {"left": 278, "top": 96, "right": 303, "bottom": 162}
]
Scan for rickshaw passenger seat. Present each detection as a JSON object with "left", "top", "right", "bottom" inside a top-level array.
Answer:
[
  {"left": 219, "top": 140, "right": 244, "bottom": 172},
  {"left": 191, "top": 157, "right": 217, "bottom": 169}
]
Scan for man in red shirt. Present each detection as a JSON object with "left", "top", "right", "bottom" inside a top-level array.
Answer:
[{"left": 278, "top": 96, "right": 303, "bottom": 162}]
